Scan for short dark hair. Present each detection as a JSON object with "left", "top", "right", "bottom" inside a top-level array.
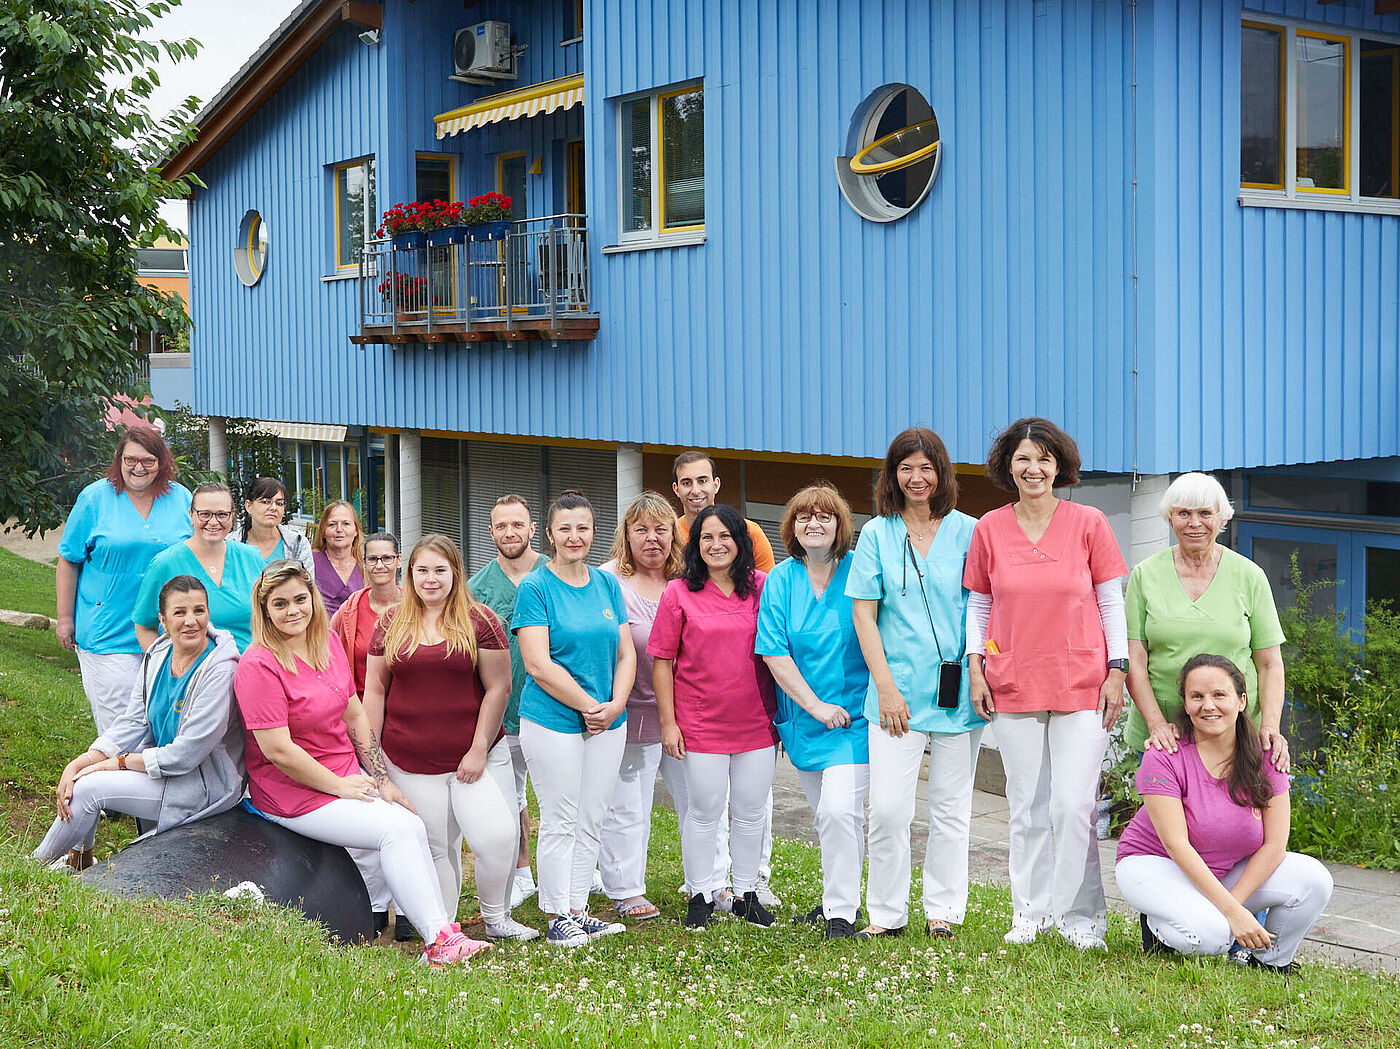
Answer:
[
  {"left": 672, "top": 450, "right": 716, "bottom": 484},
  {"left": 365, "top": 531, "right": 399, "bottom": 553},
  {"left": 984, "top": 417, "right": 1082, "bottom": 492},
  {"left": 681, "top": 504, "right": 758, "bottom": 598},
  {"left": 779, "top": 483, "right": 855, "bottom": 562},
  {"left": 157, "top": 574, "right": 208, "bottom": 616},
  {"left": 106, "top": 426, "right": 177, "bottom": 497},
  {"left": 544, "top": 490, "right": 595, "bottom": 553},
  {"left": 239, "top": 476, "right": 289, "bottom": 538},
  {"left": 873, "top": 428, "right": 958, "bottom": 518}
]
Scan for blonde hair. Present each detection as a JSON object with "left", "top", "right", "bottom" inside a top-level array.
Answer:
[
  {"left": 608, "top": 490, "right": 684, "bottom": 578},
  {"left": 311, "top": 500, "right": 365, "bottom": 566},
  {"left": 382, "top": 535, "right": 492, "bottom": 666},
  {"left": 779, "top": 483, "right": 855, "bottom": 561},
  {"left": 250, "top": 560, "right": 331, "bottom": 672}
]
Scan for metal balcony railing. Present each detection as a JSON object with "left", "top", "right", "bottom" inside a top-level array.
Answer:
[{"left": 359, "top": 213, "right": 593, "bottom": 337}]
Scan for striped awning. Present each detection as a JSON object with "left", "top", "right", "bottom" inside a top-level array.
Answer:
[
  {"left": 435, "top": 73, "right": 583, "bottom": 139},
  {"left": 259, "top": 421, "right": 348, "bottom": 444}
]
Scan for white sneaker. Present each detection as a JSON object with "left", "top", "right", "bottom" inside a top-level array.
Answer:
[
  {"left": 485, "top": 916, "right": 541, "bottom": 942},
  {"left": 573, "top": 912, "right": 626, "bottom": 939},
  {"left": 754, "top": 876, "right": 781, "bottom": 909},
  {"left": 1057, "top": 925, "right": 1106, "bottom": 951},
  {"left": 1003, "top": 917, "right": 1044, "bottom": 945},
  {"left": 510, "top": 873, "right": 538, "bottom": 909}
]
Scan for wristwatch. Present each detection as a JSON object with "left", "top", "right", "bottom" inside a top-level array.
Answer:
[
  {"left": 1107, "top": 659, "right": 1129, "bottom": 673},
  {"left": 116, "top": 752, "right": 129, "bottom": 770}
]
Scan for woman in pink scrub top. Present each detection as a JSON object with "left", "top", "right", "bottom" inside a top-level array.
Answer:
[
  {"left": 651, "top": 504, "right": 778, "bottom": 932},
  {"left": 964, "top": 417, "right": 1129, "bottom": 951}
]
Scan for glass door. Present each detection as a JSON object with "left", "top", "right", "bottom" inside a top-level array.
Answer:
[{"left": 498, "top": 153, "right": 528, "bottom": 311}]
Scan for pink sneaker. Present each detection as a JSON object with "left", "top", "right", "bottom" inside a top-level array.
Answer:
[{"left": 421, "top": 922, "right": 491, "bottom": 967}]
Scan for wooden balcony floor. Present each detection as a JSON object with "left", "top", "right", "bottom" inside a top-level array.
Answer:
[{"left": 352, "top": 316, "right": 599, "bottom": 345}]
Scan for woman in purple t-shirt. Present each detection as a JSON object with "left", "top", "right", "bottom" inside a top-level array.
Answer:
[{"left": 1115, "top": 654, "right": 1332, "bottom": 973}]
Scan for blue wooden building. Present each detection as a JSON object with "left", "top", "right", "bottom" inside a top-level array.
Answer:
[{"left": 162, "top": 0, "right": 1400, "bottom": 628}]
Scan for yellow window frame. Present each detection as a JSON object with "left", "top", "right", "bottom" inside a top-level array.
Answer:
[
  {"left": 246, "top": 213, "right": 265, "bottom": 282},
  {"left": 333, "top": 158, "right": 373, "bottom": 271},
  {"left": 414, "top": 152, "right": 459, "bottom": 204},
  {"left": 656, "top": 84, "right": 704, "bottom": 233},
  {"left": 1241, "top": 20, "right": 1286, "bottom": 191},
  {"left": 1295, "top": 29, "right": 1350, "bottom": 197},
  {"left": 567, "top": 140, "right": 586, "bottom": 216}
]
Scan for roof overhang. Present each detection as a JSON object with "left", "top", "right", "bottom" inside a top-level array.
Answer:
[
  {"left": 434, "top": 73, "right": 584, "bottom": 139},
  {"left": 160, "top": 0, "right": 382, "bottom": 185}
]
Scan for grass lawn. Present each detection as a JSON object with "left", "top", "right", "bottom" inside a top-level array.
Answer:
[
  {"left": 0, "top": 558, "right": 1395, "bottom": 1048},
  {"left": 0, "top": 546, "right": 58, "bottom": 616}
]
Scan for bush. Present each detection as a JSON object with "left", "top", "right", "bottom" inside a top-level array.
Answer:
[{"left": 158, "top": 404, "right": 297, "bottom": 515}]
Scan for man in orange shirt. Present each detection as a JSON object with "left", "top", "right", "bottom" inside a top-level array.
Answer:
[
  {"left": 665, "top": 450, "right": 781, "bottom": 910},
  {"left": 671, "top": 451, "right": 776, "bottom": 572}
]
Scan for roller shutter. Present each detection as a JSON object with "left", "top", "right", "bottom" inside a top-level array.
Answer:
[
  {"left": 464, "top": 442, "right": 545, "bottom": 573},
  {"left": 420, "top": 437, "right": 463, "bottom": 547},
  {"left": 544, "top": 446, "right": 618, "bottom": 566}
]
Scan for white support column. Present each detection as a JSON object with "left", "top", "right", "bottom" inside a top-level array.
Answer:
[
  {"left": 398, "top": 430, "right": 422, "bottom": 551},
  {"left": 616, "top": 443, "right": 644, "bottom": 514},
  {"left": 384, "top": 434, "right": 399, "bottom": 538},
  {"left": 208, "top": 417, "right": 228, "bottom": 479},
  {"left": 1129, "top": 473, "right": 1173, "bottom": 569}
]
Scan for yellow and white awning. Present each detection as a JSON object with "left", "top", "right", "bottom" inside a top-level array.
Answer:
[
  {"left": 259, "top": 421, "right": 349, "bottom": 444},
  {"left": 435, "top": 73, "right": 584, "bottom": 139}
]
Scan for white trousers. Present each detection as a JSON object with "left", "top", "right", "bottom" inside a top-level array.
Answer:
[
  {"left": 505, "top": 732, "right": 528, "bottom": 812},
  {"left": 1117, "top": 852, "right": 1334, "bottom": 966},
  {"left": 33, "top": 769, "right": 163, "bottom": 862},
  {"left": 385, "top": 742, "right": 519, "bottom": 925},
  {"left": 797, "top": 763, "right": 869, "bottom": 923},
  {"left": 599, "top": 741, "right": 662, "bottom": 900},
  {"left": 76, "top": 650, "right": 143, "bottom": 735},
  {"left": 866, "top": 724, "right": 985, "bottom": 927},
  {"left": 679, "top": 747, "right": 776, "bottom": 900},
  {"left": 662, "top": 755, "right": 775, "bottom": 892},
  {"left": 269, "top": 797, "right": 450, "bottom": 941},
  {"left": 996, "top": 709, "right": 1109, "bottom": 939},
  {"left": 519, "top": 720, "right": 626, "bottom": 915}
]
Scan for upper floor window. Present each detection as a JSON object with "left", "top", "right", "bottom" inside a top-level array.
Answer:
[
  {"left": 415, "top": 153, "right": 456, "bottom": 204},
  {"left": 136, "top": 247, "right": 188, "bottom": 274},
  {"left": 618, "top": 83, "right": 704, "bottom": 243},
  {"left": 333, "top": 157, "right": 376, "bottom": 270},
  {"left": 1241, "top": 19, "right": 1400, "bottom": 210}
]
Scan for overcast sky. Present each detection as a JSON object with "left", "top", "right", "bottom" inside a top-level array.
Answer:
[{"left": 144, "top": 0, "right": 303, "bottom": 230}]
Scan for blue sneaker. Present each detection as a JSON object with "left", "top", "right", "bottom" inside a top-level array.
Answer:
[
  {"left": 545, "top": 914, "right": 590, "bottom": 948},
  {"left": 572, "top": 912, "right": 625, "bottom": 940}
]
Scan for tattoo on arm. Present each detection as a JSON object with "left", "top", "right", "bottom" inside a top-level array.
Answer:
[{"left": 348, "top": 724, "right": 391, "bottom": 784}]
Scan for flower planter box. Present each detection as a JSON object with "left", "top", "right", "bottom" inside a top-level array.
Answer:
[
  {"left": 469, "top": 219, "right": 511, "bottom": 242},
  {"left": 424, "top": 225, "right": 468, "bottom": 247},
  {"left": 391, "top": 230, "right": 426, "bottom": 250}
]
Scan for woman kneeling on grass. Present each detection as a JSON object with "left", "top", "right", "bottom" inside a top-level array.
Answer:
[
  {"left": 1115, "top": 654, "right": 1333, "bottom": 974},
  {"left": 362, "top": 535, "right": 534, "bottom": 943},
  {"left": 35, "top": 575, "right": 244, "bottom": 868},
  {"left": 233, "top": 560, "right": 488, "bottom": 966}
]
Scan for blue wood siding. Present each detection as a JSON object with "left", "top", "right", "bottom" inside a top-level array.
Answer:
[{"left": 187, "top": 0, "right": 1400, "bottom": 476}]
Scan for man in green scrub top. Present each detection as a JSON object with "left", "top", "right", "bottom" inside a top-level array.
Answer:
[{"left": 468, "top": 495, "right": 549, "bottom": 909}]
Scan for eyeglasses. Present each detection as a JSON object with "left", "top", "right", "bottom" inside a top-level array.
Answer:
[
  {"left": 365, "top": 554, "right": 400, "bottom": 566},
  {"left": 794, "top": 512, "right": 835, "bottom": 525},
  {"left": 122, "top": 455, "right": 158, "bottom": 470},
  {"left": 193, "top": 510, "right": 233, "bottom": 523},
  {"left": 254, "top": 498, "right": 287, "bottom": 509}
]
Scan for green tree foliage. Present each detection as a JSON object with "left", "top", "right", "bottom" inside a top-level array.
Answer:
[
  {"left": 159, "top": 404, "right": 297, "bottom": 515},
  {"left": 0, "top": 0, "right": 201, "bottom": 535}
]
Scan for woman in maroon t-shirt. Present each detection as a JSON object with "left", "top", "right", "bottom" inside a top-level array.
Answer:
[{"left": 361, "top": 534, "right": 534, "bottom": 942}]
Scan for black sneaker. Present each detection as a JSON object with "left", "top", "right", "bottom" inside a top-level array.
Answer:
[
  {"left": 733, "top": 890, "right": 775, "bottom": 928},
  {"left": 685, "top": 892, "right": 715, "bottom": 931},
  {"left": 793, "top": 904, "right": 824, "bottom": 926},
  {"left": 1247, "top": 955, "right": 1300, "bottom": 976},
  {"left": 395, "top": 916, "right": 420, "bottom": 943},
  {"left": 372, "top": 911, "right": 390, "bottom": 937},
  {"left": 825, "top": 916, "right": 856, "bottom": 940},
  {"left": 1139, "top": 913, "right": 1178, "bottom": 957}
]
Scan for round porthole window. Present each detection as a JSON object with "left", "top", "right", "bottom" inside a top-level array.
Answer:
[
  {"left": 233, "top": 210, "right": 269, "bottom": 287},
  {"left": 835, "top": 84, "right": 941, "bottom": 222}
]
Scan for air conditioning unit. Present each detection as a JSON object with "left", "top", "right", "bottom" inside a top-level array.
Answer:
[{"left": 454, "top": 21, "right": 514, "bottom": 78}]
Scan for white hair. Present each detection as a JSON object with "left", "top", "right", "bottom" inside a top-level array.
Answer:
[{"left": 1159, "top": 472, "right": 1234, "bottom": 523}]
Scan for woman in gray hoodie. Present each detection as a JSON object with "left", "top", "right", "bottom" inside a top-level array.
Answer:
[{"left": 35, "top": 575, "right": 246, "bottom": 868}]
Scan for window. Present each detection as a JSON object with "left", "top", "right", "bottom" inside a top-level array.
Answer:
[
  {"left": 415, "top": 154, "right": 456, "bottom": 205},
  {"left": 618, "top": 83, "right": 703, "bottom": 242},
  {"left": 1241, "top": 19, "right": 1400, "bottom": 210},
  {"left": 333, "top": 157, "right": 376, "bottom": 270},
  {"left": 234, "top": 210, "right": 268, "bottom": 287},
  {"left": 136, "top": 248, "right": 188, "bottom": 274},
  {"left": 835, "top": 83, "right": 941, "bottom": 222}
]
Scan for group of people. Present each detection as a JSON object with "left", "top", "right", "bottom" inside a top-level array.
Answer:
[{"left": 36, "top": 420, "right": 1332, "bottom": 973}]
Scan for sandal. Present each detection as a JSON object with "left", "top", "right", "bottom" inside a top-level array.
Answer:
[
  {"left": 925, "top": 919, "right": 954, "bottom": 939},
  {"left": 615, "top": 896, "right": 662, "bottom": 921},
  {"left": 855, "top": 924, "right": 906, "bottom": 941}
]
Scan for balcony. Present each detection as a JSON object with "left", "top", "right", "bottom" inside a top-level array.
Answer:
[{"left": 352, "top": 214, "right": 598, "bottom": 346}]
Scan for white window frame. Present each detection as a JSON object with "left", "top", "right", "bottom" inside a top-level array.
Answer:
[
  {"left": 614, "top": 82, "right": 705, "bottom": 248},
  {"left": 1240, "top": 17, "right": 1400, "bottom": 217}
]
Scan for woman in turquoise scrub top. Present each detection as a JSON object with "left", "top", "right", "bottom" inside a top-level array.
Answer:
[
  {"left": 133, "top": 481, "right": 266, "bottom": 652},
  {"left": 57, "top": 426, "right": 191, "bottom": 734},
  {"left": 756, "top": 484, "right": 869, "bottom": 941},
  {"left": 846, "top": 427, "right": 985, "bottom": 941}
]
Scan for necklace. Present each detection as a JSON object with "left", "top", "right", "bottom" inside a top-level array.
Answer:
[{"left": 902, "top": 513, "right": 935, "bottom": 543}]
